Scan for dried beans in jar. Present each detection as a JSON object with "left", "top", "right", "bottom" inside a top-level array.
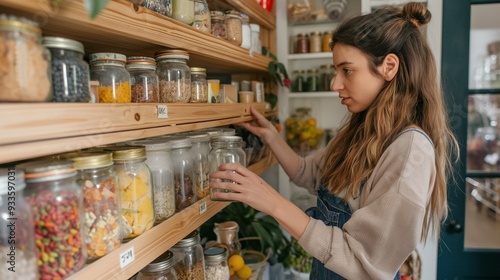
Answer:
[{"left": 126, "top": 56, "right": 160, "bottom": 103}]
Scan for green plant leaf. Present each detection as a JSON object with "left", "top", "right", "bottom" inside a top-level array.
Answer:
[
  {"left": 277, "top": 63, "right": 289, "bottom": 79},
  {"left": 84, "top": 0, "right": 111, "bottom": 19}
]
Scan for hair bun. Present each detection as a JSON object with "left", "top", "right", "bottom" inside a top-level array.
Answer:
[{"left": 402, "top": 2, "right": 431, "bottom": 27}]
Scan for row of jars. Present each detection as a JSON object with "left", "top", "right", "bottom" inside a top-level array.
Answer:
[
  {"left": 291, "top": 31, "right": 334, "bottom": 54},
  {"left": 291, "top": 65, "right": 337, "bottom": 92},
  {"left": 0, "top": 128, "right": 246, "bottom": 279}
]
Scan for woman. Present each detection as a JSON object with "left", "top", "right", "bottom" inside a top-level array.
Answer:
[{"left": 210, "top": 2, "right": 459, "bottom": 279}]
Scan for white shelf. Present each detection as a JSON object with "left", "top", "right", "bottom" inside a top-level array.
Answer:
[
  {"left": 288, "top": 52, "right": 332, "bottom": 60},
  {"left": 289, "top": 92, "right": 339, "bottom": 98}
]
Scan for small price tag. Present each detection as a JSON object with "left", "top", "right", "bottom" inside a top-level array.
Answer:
[
  {"left": 157, "top": 104, "right": 168, "bottom": 119},
  {"left": 119, "top": 247, "right": 135, "bottom": 268},
  {"left": 199, "top": 201, "right": 207, "bottom": 215}
]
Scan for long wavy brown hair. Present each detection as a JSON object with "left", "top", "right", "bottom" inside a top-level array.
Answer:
[{"left": 320, "top": 2, "right": 459, "bottom": 241}]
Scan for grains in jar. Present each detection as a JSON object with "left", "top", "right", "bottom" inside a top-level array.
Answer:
[
  {"left": 90, "top": 53, "right": 132, "bottom": 103},
  {"left": 126, "top": 56, "right": 159, "bottom": 103},
  {"left": 190, "top": 67, "right": 208, "bottom": 103},
  {"left": 225, "top": 10, "right": 242, "bottom": 46},
  {"left": 210, "top": 11, "right": 226, "bottom": 39},
  {"left": 155, "top": 50, "right": 192, "bottom": 103}
]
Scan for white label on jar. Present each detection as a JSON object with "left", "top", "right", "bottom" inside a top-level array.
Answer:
[
  {"left": 157, "top": 104, "right": 169, "bottom": 119},
  {"left": 199, "top": 201, "right": 207, "bottom": 214},
  {"left": 120, "top": 247, "right": 135, "bottom": 268}
]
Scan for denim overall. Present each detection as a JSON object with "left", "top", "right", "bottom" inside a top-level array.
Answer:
[{"left": 305, "top": 185, "right": 400, "bottom": 280}]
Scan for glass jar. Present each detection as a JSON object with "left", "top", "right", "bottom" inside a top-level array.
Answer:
[
  {"left": 193, "top": 0, "right": 210, "bottom": 33},
  {"left": 155, "top": 50, "right": 191, "bottom": 103},
  {"left": 104, "top": 146, "right": 155, "bottom": 240},
  {"left": 167, "top": 137, "right": 197, "bottom": 211},
  {"left": 42, "top": 36, "right": 90, "bottom": 102},
  {"left": 225, "top": 10, "right": 242, "bottom": 46},
  {"left": 129, "top": 139, "right": 176, "bottom": 224},
  {"left": 292, "top": 70, "right": 304, "bottom": 92},
  {"left": 126, "top": 56, "right": 160, "bottom": 103},
  {"left": 185, "top": 132, "right": 210, "bottom": 199},
  {"left": 250, "top": 23, "right": 261, "bottom": 54},
  {"left": 0, "top": 169, "right": 38, "bottom": 280},
  {"left": 71, "top": 152, "right": 122, "bottom": 261},
  {"left": 323, "top": 31, "right": 333, "bottom": 52},
  {"left": 213, "top": 221, "right": 241, "bottom": 257},
  {"left": 0, "top": 15, "right": 51, "bottom": 102},
  {"left": 136, "top": 250, "right": 178, "bottom": 280},
  {"left": 171, "top": 230, "right": 205, "bottom": 280},
  {"left": 306, "top": 68, "right": 319, "bottom": 92},
  {"left": 89, "top": 52, "right": 132, "bottom": 103},
  {"left": 20, "top": 160, "right": 86, "bottom": 279},
  {"left": 204, "top": 247, "right": 230, "bottom": 280},
  {"left": 190, "top": 67, "right": 208, "bottom": 103},
  {"left": 172, "top": 0, "right": 194, "bottom": 25},
  {"left": 209, "top": 136, "right": 246, "bottom": 201},
  {"left": 240, "top": 13, "right": 251, "bottom": 50},
  {"left": 320, "top": 64, "right": 336, "bottom": 92},
  {"left": 142, "top": 0, "right": 172, "bottom": 17},
  {"left": 210, "top": 11, "right": 226, "bottom": 39},
  {"left": 296, "top": 33, "right": 309, "bottom": 54},
  {"left": 309, "top": 31, "right": 322, "bottom": 53}
]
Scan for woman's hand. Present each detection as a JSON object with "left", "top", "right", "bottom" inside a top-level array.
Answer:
[{"left": 238, "top": 106, "right": 279, "bottom": 145}]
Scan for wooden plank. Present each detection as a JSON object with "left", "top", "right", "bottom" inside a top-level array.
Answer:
[{"left": 225, "top": 0, "right": 275, "bottom": 30}]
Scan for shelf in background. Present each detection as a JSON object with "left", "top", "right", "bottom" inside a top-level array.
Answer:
[
  {"left": 208, "top": 0, "right": 275, "bottom": 30},
  {"left": 288, "top": 52, "right": 333, "bottom": 60},
  {"left": 289, "top": 92, "right": 339, "bottom": 98}
]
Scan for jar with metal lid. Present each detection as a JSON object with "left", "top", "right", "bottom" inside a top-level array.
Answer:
[
  {"left": 136, "top": 250, "right": 178, "bottom": 280},
  {"left": 320, "top": 64, "right": 336, "bottom": 92},
  {"left": 127, "top": 56, "right": 160, "bottom": 103},
  {"left": 142, "top": 0, "right": 172, "bottom": 17},
  {"left": 171, "top": 230, "right": 205, "bottom": 280},
  {"left": 306, "top": 68, "right": 319, "bottom": 92},
  {"left": 210, "top": 11, "right": 226, "bottom": 39},
  {"left": 292, "top": 70, "right": 304, "bottom": 92},
  {"left": 213, "top": 221, "right": 241, "bottom": 257},
  {"left": 296, "top": 33, "right": 309, "bottom": 54},
  {"left": 71, "top": 152, "right": 122, "bottom": 260},
  {"left": 167, "top": 137, "right": 196, "bottom": 211},
  {"left": 171, "top": 0, "right": 194, "bottom": 25},
  {"left": 185, "top": 132, "right": 210, "bottom": 199},
  {"left": 240, "top": 13, "right": 251, "bottom": 49},
  {"left": 90, "top": 52, "right": 131, "bottom": 103},
  {"left": 323, "top": 31, "right": 333, "bottom": 52},
  {"left": 209, "top": 136, "right": 246, "bottom": 201},
  {"left": 193, "top": 0, "right": 210, "bottom": 33},
  {"left": 0, "top": 169, "right": 38, "bottom": 280},
  {"left": 0, "top": 15, "right": 51, "bottom": 102},
  {"left": 104, "top": 146, "right": 155, "bottom": 240},
  {"left": 309, "top": 31, "right": 322, "bottom": 53},
  {"left": 42, "top": 36, "right": 90, "bottom": 102},
  {"left": 225, "top": 10, "right": 242, "bottom": 46},
  {"left": 155, "top": 50, "right": 191, "bottom": 103},
  {"left": 190, "top": 67, "right": 208, "bottom": 103},
  {"left": 204, "top": 247, "right": 230, "bottom": 280},
  {"left": 19, "top": 160, "right": 86, "bottom": 279},
  {"left": 129, "top": 139, "right": 175, "bottom": 224}
]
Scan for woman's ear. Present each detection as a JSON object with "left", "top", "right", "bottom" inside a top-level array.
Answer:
[{"left": 381, "top": 53, "right": 399, "bottom": 81}]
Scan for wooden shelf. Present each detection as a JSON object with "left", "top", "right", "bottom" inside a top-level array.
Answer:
[
  {"left": 289, "top": 92, "right": 339, "bottom": 98},
  {"left": 288, "top": 52, "right": 333, "bottom": 60},
  {"left": 0, "top": 0, "right": 272, "bottom": 74},
  {"left": 207, "top": 0, "right": 275, "bottom": 30}
]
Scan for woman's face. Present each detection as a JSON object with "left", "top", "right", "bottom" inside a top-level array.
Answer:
[{"left": 331, "top": 43, "right": 386, "bottom": 113}]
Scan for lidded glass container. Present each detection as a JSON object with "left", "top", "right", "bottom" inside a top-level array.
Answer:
[
  {"left": 89, "top": 52, "right": 131, "bottom": 103},
  {"left": 213, "top": 221, "right": 241, "bottom": 257},
  {"left": 309, "top": 31, "right": 322, "bottom": 53},
  {"left": 0, "top": 15, "right": 51, "bottom": 102},
  {"left": 209, "top": 136, "right": 246, "bottom": 201},
  {"left": 126, "top": 56, "right": 159, "bottom": 103},
  {"left": 204, "top": 247, "right": 230, "bottom": 280},
  {"left": 155, "top": 50, "right": 191, "bottom": 103},
  {"left": 104, "top": 146, "right": 155, "bottom": 240},
  {"left": 136, "top": 250, "right": 178, "bottom": 280},
  {"left": 70, "top": 152, "right": 122, "bottom": 260},
  {"left": 142, "top": 0, "right": 172, "bottom": 17},
  {"left": 250, "top": 23, "right": 261, "bottom": 54},
  {"left": 323, "top": 31, "right": 333, "bottom": 52},
  {"left": 167, "top": 137, "right": 197, "bottom": 211},
  {"left": 42, "top": 36, "right": 90, "bottom": 102},
  {"left": 129, "top": 139, "right": 176, "bottom": 224},
  {"left": 20, "top": 160, "right": 87, "bottom": 279},
  {"left": 210, "top": 11, "right": 226, "bottom": 39},
  {"left": 225, "top": 10, "right": 242, "bottom": 46},
  {"left": 171, "top": 0, "right": 194, "bottom": 25},
  {"left": 292, "top": 70, "right": 304, "bottom": 92},
  {"left": 319, "top": 64, "right": 336, "bottom": 92},
  {"left": 240, "top": 13, "right": 251, "bottom": 50},
  {"left": 306, "top": 68, "right": 319, "bottom": 92},
  {"left": 171, "top": 230, "right": 205, "bottom": 280},
  {"left": 185, "top": 132, "right": 210, "bottom": 199},
  {"left": 0, "top": 169, "right": 39, "bottom": 280},
  {"left": 193, "top": 0, "right": 211, "bottom": 33},
  {"left": 190, "top": 67, "right": 208, "bottom": 103},
  {"left": 296, "top": 33, "right": 309, "bottom": 54}
]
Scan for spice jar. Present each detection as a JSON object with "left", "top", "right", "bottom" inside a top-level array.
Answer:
[
  {"left": 296, "top": 33, "right": 309, "bottom": 54},
  {"left": 320, "top": 64, "right": 336, "bottom": 92},
  {"left": 213, "top": 221, "right": 241, "bottom": 257},
  {"left": 204, "top": 247, "right": 230, "bottom": 280},
  {"left": 225, "top": 10, "right": 242, "bottom": 46},
  {"left": 306, "top": 68, "right": 319, "bottom": 92},
  {"left": 0, "top": 169, "right": 38, "bottom": 280},
  {"left": 90, "top": 52, "right": 131, "bottom": 103},
  {"left": 292, "top": 70, "right": 305, "bottom": 92},
  {"left": 142, "top": 0, "right": 172, "bottom": 17},
  {"left": 0, "top": 15, "right": 51, "bottom": 102},
  {"left": 136, "top": 250, "right": 178, "bottom": 280},
  {"left": 20, "top": 160, "right": 86, "bottom": 279},
  {"left": 171, "top": 230, "right": 205, "bottom": 280},
  {"left": 104, "top": 146, "right": 155, "bottom": 240},
  {"left": 42, "top": 36, "right": 90, "bottom": 102},
  {"left": 185, "top": 132, "right": 210, "bottom": 199},
  {"left": 129, "top": 139, "right": 176, "bottom": 224},
  {"left": 190, "top": 67, "right": 208, "bottom": 103},
  {"left": 240, "top": 13, "right": 251, "bottom": 49},
  {"left": 309, "top": 31, "right": 322, "bottom": 53},
  {"left": 172, "top": 0, "right": 194, "bottom": 25},
  {"left": 323, "top": 31, "right": 333, "bottom": 52},
  {"left": 209, "top": 136, "right": 246, "bottom": 201},
  {"left": 71, "top": 152, "right": 122, "bottom": 261},
  {"left": 126, "top": 56, "right": 159, "bottom": 103},
  {"left": 210, "top": 11, "right": 226, "bottom": 39},
  {"left": 156, "top": 50, "right": 191, "bottom": 103},
  {"left": 193, "top": 0, "right": 210, "bottom": 33},
  {"left": 167, "top": 137, "right": 197, "bottom": 211}
]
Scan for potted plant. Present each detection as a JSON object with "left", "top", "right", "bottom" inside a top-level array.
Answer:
[{"left": 285, "top": 238, "right": 313, "bottom": 280}]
